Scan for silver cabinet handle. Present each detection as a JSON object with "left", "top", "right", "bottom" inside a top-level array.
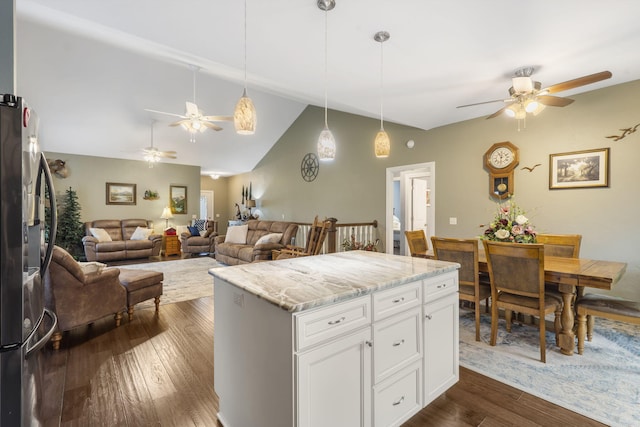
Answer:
[
  {"left": 328, "top": 316, "right": 346, "bottom": 325},
  {"left": 392, "top": 297, "right": 405, "bottom": 303},
  {"left": 425, "top": 314, "right": 433, "bottom": 320},
  {"left": 392, "top": 339, "right": 405, "bottom": 347},
  {"left": 437, "top": 283, "right": 447, "bottom": 289},
  {"left": 392, "top": 396, "right": 405, "bottom": 406},
  {"left": 365, "top": 340, "right": 373, "bottom": 347}
]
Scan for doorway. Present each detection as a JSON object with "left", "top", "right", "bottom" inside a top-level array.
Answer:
[
  {"left": 200, "top": 190, "right": 214, "bottom": 221},
  {"left": 385, "top": 162, "right": 435, "bottom": 255}
]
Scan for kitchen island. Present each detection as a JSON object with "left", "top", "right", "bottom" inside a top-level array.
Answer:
[{"left": 210, "top": 251, "right": 460, "bottom": 427}]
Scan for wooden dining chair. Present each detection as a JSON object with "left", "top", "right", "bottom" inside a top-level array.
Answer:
[
  {"left": 482, "top": 240, "right": 563, "bottom": 363},
  {"left": 431, "top": 237, "right": 491, "bottom": 341},
  {"left": 536, "top": 234, "right": 582, "bottom": 258},
  {"left": 405, "top": 230, "right": 428, "bottom": 257}
]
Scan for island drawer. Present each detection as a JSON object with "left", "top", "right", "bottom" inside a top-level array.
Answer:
[
  {"left": 373, "top": 361, "right": 423, "bottom": 427},
  {"left": 373, "top": 306, "right": 422, "bottom": 384},
  {"left": 373, "top": 281, "right": 422, "bottom": 321},
  {"left": 295, "top": 295, "right": 371, "bottom": 351},
  {"left": 423, "top": 273, "right": 457, "bottom": 302}
]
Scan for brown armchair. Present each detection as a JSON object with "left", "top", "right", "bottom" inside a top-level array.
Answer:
[
  {"left": 180, "top": 220, "right": 219, "bottom": 255},
  {"left": 44, "top": 246, "right": 127, "bottom": 350}
]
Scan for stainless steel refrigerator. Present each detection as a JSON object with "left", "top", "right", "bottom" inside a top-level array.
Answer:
[{"left": 0, "top": 93, "right": 58, "bottom": 426}]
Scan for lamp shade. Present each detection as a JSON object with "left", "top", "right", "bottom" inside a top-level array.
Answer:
[
  {"left": 160, "top": 207, "right": 173, "bottom": 220},
  {"left": 374, "top": 129, "right": 390, "bottom": 158},
  {"left": 234, "top": 89, "right": 257, "bottom": 135},
  {"left": 246, "top": 199, "right": 256, "bottom": 208},
  {"left": 317, "top": 127, "right": 336, "bottom": 161}
]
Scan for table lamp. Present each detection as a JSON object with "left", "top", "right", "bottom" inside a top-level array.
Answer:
[
  {"left": 246, "top": 199, "right": 256, "bottom": 217},
  {"left": 160, "top": 207, "right": 173, "bottom": 228}
]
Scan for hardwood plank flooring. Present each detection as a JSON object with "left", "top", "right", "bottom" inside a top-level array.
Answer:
[{"left": 41, "top": 296, "right": 605, "bottom": 427}]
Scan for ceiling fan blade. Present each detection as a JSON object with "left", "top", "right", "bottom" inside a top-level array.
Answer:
[
  {"left": 457, "top": 98, "right": 511, "bottom": 108},
  {"left": 203, "top": 115, "right": 233, "bottom": 122},
  {"left": 169, "top": 119, "right": 190, "bottom": 127},
  {"left": 537, "top": 95, "right": 574, "bottom": 107},
  {"left": 157, "top": 152, "right": 177, "bottom": 159},
  {"left": 486, "top": 106, "right": 507, "bottom": 119},
  {"left": 202, "top": 121, "right": 223, "bottom": 131},
  {"left": 543, "top": 71, "right": 612, "bottom": 95},
  {"left": 144, "top": 108, "right": 186, "bottom": 119}
]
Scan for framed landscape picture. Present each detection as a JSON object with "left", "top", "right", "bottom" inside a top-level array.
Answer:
[
  {"left": 106, "top": 182, "right": 136, "bottom": 205},
  {"left": 549, "top": 148, "right": 609, "bottom": 190},
  {"left": 170, "top": 185, "right": 187, "bottom": 214}
]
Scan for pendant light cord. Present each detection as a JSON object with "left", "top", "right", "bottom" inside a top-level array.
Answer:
[
  {"left": 243, "top": 0, "right": 248, "bottom": 92},
  {"left": 379, "top": 39, "right": 384, "bottom": 130},
  {"left": 323, "top": 7, "right": 329, "bottom": 128}
]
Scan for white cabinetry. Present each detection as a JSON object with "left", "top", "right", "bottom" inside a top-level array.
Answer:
[{"left": 423, "top": 276, "right": 459, "bottom": 405}]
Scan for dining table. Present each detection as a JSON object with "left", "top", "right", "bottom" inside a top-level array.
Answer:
[{"left": 419, "top": 249, "right": 627, "bottom": 356}]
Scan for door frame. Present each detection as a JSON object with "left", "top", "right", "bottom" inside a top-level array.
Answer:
[{"left": 385, "top": 162, "right": 435, "bottom": 255}]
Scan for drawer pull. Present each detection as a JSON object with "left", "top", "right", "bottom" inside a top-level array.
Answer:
[
  {"left": 437, "top": 283, "right": 447, "bottom": 289},
  {"left": 392, "top": 297, "right": 405, "bottom": 303},
  {"left": 392, "top": 339, "right": 405, "bottom": 347},
  {"left": 366, "top": 340, "right": 373, "bottom": 347},
  {"left": 327, "top": 316, "right": 346, "bottom": 325},
  {"left": 392, "top": 396, "right": 405, "bottom": 406},
  {"left": 425, "top": 314, "right": 433, "bottom": 320}
]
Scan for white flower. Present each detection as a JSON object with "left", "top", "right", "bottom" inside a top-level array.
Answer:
[
  {"left": 495, "top": 229, "right": 511, "bottom": 239},
  {"left": 515, "top": 214, "right": 528, "bottom": 225}
]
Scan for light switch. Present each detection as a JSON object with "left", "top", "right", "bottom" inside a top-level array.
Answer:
[{"left": 449, "top": 217, "right": 457, "bottom": 225}]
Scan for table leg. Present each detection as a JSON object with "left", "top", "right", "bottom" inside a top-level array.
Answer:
[{"left": 557, "top": 284, "right": 576, "bottom": 355}]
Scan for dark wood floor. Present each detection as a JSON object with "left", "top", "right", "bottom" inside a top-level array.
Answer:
[{"left": 41, "top": 296, "right": 605, "bottom": 427}]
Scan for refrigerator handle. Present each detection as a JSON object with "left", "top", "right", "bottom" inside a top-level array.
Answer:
[
  {"left": 39, "top": 153, "right": 57, "bottom": 274},
  {"left": 26, "top": 308, "right": 57, "bottom": 357}
]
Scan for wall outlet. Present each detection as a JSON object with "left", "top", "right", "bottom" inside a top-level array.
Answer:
[
  {"left": 282, "top": 213, "right": 285, "bottom": 219},
  {"left": 233, "top": 292, "right": 244, "bottom": 308},
  {"left": 449, "top": 217, "right": 457, "bottom": 225}
]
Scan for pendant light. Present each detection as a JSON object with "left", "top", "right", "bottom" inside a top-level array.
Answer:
[
  {"left": 317, "top": 0, "right": 336, "bottom": 161},
  {"left": 374, "top": 30, "right": 390, "bottom": 158},
  {"left": 234, "top": 0, "right": 257, "bottom": 135}
]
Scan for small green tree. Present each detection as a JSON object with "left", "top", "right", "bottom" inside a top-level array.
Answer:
[{"left": 56, "top": 187, "right": 85, "bottom": 260}]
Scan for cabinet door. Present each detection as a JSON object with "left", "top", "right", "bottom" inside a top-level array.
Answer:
[
  {"left": 296, "top": 328, "right": 372, "bottom": 427},
  {"left": 423, "top": 292, "right": 459, "bottom": 405}
]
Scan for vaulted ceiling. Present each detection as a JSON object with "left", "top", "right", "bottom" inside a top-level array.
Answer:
[{"left": 15, "top": 0, "right": 640, "bottom": 175}]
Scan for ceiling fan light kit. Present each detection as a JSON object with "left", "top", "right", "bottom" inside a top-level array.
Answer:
[
  {"left": 457, "top": 68, "right": 612, "bottom": 129},
  {"left": 143, "top": 120, "right": 177, "bottom": 167},
  {"left": 234, "top": 0, "right": 257, "bottom": 135},
  {"left": 317, "top": 0, "right": 336, "bottom": 161}
]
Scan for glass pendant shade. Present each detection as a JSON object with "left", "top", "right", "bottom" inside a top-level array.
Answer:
[
  {"left": 234, "top": 89, "right": 257, "bottom": 135},
  {"left": 374, "top": 129, "right": 390, "bottom": 158},
  {"left": 317, "top": 126, "right": 336, "bottom": 161}
]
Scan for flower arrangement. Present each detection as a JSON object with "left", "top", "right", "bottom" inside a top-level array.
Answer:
[
  {"left": 342, "top": 228, "right": 379, "bottom": 251},
  {"left": 480, "top": 199, "right": 537, "bottom": 243}
]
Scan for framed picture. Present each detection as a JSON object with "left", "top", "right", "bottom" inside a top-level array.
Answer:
[
  {"left": 170, "top": 185, "right": 187, "bottom": 214},
  {"left": 549, "top": 148, "right": 609, "bottom": 190},
  {"left": 106, "top": 182, "right": 136, "bottom": 205}
]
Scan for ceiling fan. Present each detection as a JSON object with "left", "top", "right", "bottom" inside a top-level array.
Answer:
[
  {"left": 142, "top": 120, "right": 176, "bottom": 167},
  {"left": 145, "top": 65, "right": 233, "bottom": 142},
  {"left": 457, "top": 67, "right": 612, "bottom": 122}
]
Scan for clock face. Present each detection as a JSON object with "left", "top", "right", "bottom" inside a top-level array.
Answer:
[{"left": 489, "top": 147, "right": 515, "bottom": 169}]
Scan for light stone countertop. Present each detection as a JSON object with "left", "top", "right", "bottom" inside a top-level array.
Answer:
[{"left": 209, "top": 251, "right": 459, "bottom": 312}]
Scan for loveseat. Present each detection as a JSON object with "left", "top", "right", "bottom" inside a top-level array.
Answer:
[
  {"left": 215, "top": 220, "right": 298, "bottom": 265},
  {"left": 180, "top": 220, "right": 219, "bottom": 255},
  {"left": 82, "top": 219, "right": 162, "bottom": 262}
]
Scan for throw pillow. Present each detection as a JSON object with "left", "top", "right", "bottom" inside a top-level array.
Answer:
[
  {"left": 187, "top": 226, "right": 200, "bottom": 236},
  {"left": 202, "top": 229, "right": 211, "bottom": 238},
  {"left": 130, "top": 226, "right": 152, "bottom": 240},
  {"left": 255, "top": 233, "right": 283, "bottom": 245},
  {"left": 89, "top": 227, "right": 112, "bottom": 242},
  {"left": 225, "top": 224, "right": 248, "bottom": 244}
]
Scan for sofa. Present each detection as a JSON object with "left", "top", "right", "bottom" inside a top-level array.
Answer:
[
  {"left": 82, "top": 219, "right": 162, "bottom": 262},
  {"left": 180, "top": 220, "right": 219, "bottom": 255},
  {"left": 215, "top": 220, "right": 298, "bottom": 265}
]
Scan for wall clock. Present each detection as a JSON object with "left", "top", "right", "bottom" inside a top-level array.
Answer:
[
  {"left": 484, "top": 141, "right": 519, "bottom": 199},
  {"left": 300, "top": 153, "right": 319, "bottom": 182}
]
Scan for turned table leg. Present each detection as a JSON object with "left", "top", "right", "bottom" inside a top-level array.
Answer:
[
  {"left": 154, "top": 296, "right": 161, "bottom": 312},
  {"left": 557, "top": 284, "right": 576, "bottom": 355}
]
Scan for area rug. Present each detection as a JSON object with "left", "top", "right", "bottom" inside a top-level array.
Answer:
[
  {"left": 116, "top": 257, "right": 222, "bottom": 309},
  {"left": 459, "top": 307, "right": 640, "bottom": 426}
]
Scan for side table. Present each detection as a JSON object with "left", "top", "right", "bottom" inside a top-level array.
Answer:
[{"left": 163, "top": 234, "right": 181, "bottom": 256}]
